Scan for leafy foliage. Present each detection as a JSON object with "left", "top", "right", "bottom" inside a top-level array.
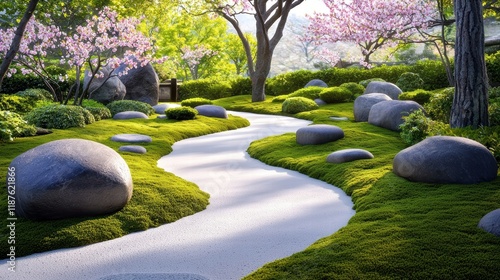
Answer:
[
  {"left": 319, "top": 87, "right": 353, "bottom": 103},
  {"left": 282, "top": 97, "right": 319, "bottom": 114},
  {"left": 359, "top": 77, "right": 386, "bottom": 87},
  {"left": 230, "top": 77, "right": 252, "bottom": 96},
  {"left": 266, "top": 70, "right": 315, "bottom": 96},
  {"left": 396, "top": 72, "right": 425, "bottom": 92},
  {"left": 178, "top": 78, "right": 232, "bottom": 100},
  {"left": 399, "top": 89, "right": 434, "bottom": 105},
  {"left": 25, "top": 105, "right": 95, "bottom": 129},
  {"left": 0, "top": 111, "right": 37, "bottom": 142},
  {"left": 0, "top": 94, "right": 37, "bottom": 114},
  {"left": 288, "top": 86, "right": 324, "bottom": 100},
  {"left": 181, "top": 98, "right": 213, "bottom": 108},
  {"left": 486, "top": 51, "right": 500, "bottom": 86},
  {"left": 84, "top": 107, "right": 112, "bottom": 121},
  {"left": 272, "top": 95, "right": 290, "bottom": 103},
  {"left": 106, "top": 100, "right": 155, "bottom": 116},
  {"left": 424, "top": 87, "right": 454, "bottom": 123},
  {"left": 15, "top": 88, "right": 53, "bottom": 101},
  {"left": 399, "top": 109, "right": 451, "bottom": 146},
  {"left": 339, "top": 82, "right": 365, "bottom": 96},
  {"left": 165, "top": 106, "right": 198, "bottom": 120}
]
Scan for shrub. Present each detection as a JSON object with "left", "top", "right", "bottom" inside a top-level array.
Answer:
[
  {"left": 106, "top": 100, "right": 155, "bottom": 116},
  {"left": 15, "top": 88, "right": 53, "bottom": 101},
  {"left": 339, "top": 82, "right": 365, "bottom": 97},
  {"left": 288, "top": 86, "right": 324, "bottom": 100},
  {"left": 489, "top": 100, "right": 500, "bottom": 127},
  {"left": 424, "top": 87, "right": 454, "bottom": 123},
  {"left": 25, "top": 104, "right": 95, "bottom": 129},
  {"left": 410, "top": 60, "right": 451, "bottom": 90},
  {"left": 486, "top": 51, "right": 500, "bottom": 86},
  {"left": 396, "top": 72, "right": 424, "bottom": 92},
  {"left": 454, "top": 126, "right": 500, "bottom": 163},
  {"left": 0, "top": 111, "right": 37, "bottom": 142},
  {"left": 230, "top": 77, "right": 252, "bottom": 96},
  {"left": 489, "top": 87, "right": 500, "bottom": 99},
  {"left": 266, "top": 70, "right": 315, "bottom": 96},
  {"left": 82, "top": 99, "right": 107, "bottom": 108},
  {"left": 181, "top": 97, "right": 213, "bottom": 108},
  {"left": 319, "top": 87, "right": 353, "bottom": 103},
  {"left": 272, "top": 95, "right": 290, "bottom": 103},
  {"left": 0, "top": 94, "right": 37, "bottom": 114},
  {"left": 84, "top": 107, "right": 112, "bottom": 121},
  {"left": 165, "top": 106, "right": 198, "bottom": 120},
  {"left": 399, "top": 89, "right": 434, "bottom": 105},
  {"left": 359, "top": 78, "right": 385, "bottom": 88},
  {"left": 282, "top": 97, "right": 319, "bottom": 114},
  {"left": 178, "top": 78, "right": 232, "bottom": 100},
  {"left": 399, "top": 110, "right": 451, "bottom": 146}
]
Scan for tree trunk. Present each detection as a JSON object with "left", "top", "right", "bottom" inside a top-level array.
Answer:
[
  {"left": 450, "top": 0, "right": 489, "bottom": 128},
  {"left": 0, "top": 0, "right": 39, "bottom": 92}
]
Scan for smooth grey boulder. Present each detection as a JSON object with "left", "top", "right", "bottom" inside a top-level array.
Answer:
[
  {"left": 364, "top": 81, "right": 402, "bottom": 100},
  {"left": 296, "top": 125, "right": 344, "bottom": 145},
  {"left": 393, "top": 136, "right": 498, "bottom": 184},
  {"left": 354, "top": 93, "right": 392, "bottom": 122},
  {"left": 113, "top": 111, "right": 149, "bottom": 120},
  {"left": 84, "top": 67, "right": 126, "bottom": 105},
  {"left": 119, "top": 145, "right": 147, "bottom": 154},
  {"left": 315, "top": 98, "right": 327, "bottom": 106},
  {"left": 9, "top": 139, "right": 133, "bottom": 220},
  {"left": 195, "top": 105, "right": 228, "bottom": 119},
  {"left": 368, "top": 100, "right": 424, "bottom": 131},
  {"left": 478, "top": 209, "right": 500, "bottom": 237},
  {"left": 111, "top": 134, "right": 152, "bottom": 143},
  {"left": 305, "top": 79, "right": 328, "bottom": 88},
  {"left": 153, "top": 103, "right": 180, "bottom": 114},
  {"left": 327, "top": 149, "right": 374, "bottom": 163},
  {"left": 118, "top": 59, "right": 160, "bottom": 106}
]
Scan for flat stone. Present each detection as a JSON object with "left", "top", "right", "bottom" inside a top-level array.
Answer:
[
  {"left": 119, "top": 145, "right": 147, "bottom": 154},
  {"left": 113, "top": 111, "right": 149, "bottom": 120},
  {"left": 296, "top": 124, "right": 344, "bottom": 145},
  {"left": 153, "top": 103, "right": 180, "bottom": 114},
  {"left": 364, "top": 81, "right": 402, "bottom": 99},
  {"left": 354, "top": 93, "right": 392, "bottom": 122},
  {"left": 393, "top": 136, "right": 498, "bottom": 184},
  {"left": 111, "top": 134, "right": 152, "bottom": 143},
  {"left": 195, "top": 105, "right": 228, "bottom": 119},
  {"left": 478, "top": 209, "right": 500, "bottom": 237},
  {"left": 327, "top": 149, "right": 374, "bottom": 163},
  {"left": 9, "top": 139, "right": 133, "bottom": 220},
  {"left": 368, "top": 100, "right": 424, "bottom": 131},
  {"left": 157, "top": 114, "right": 167, "bottom": 119},
  {"left": 330, "top": 116, "right": 349, "bottom": 121}
]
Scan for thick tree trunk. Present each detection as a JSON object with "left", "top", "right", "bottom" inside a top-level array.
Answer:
[
  {"left": 0, "top": 0, "right": 39, "bottom": 92},
  {"left": 450, "top": 0, "right": 489, "bottom": 128}
]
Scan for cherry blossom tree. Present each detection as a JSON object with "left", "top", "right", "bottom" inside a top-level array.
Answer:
[
  {"left": 180, "top": 45, "right": 218, "bottom": 80},
  {"left": 307, "top": 0, "right": 436, "bottom": 67}
]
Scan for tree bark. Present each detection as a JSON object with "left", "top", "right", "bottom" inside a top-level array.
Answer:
[
  {"left": 450, "top": 0, "right": 489, "bottom": 128},
  {"left": 0, "top": 0, "right": 39, "bottom": 92}
]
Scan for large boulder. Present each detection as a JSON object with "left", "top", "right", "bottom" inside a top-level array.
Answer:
[
  {"left": 195, "top": 105, "right": 228, "bottom": 119},
  {"left": 393, "top": 136, "right": 498, "bottom": 184},
  {"left": 296, "top": 125, "right": 344, "bottom": 145},
  {"left": 83, "top": 67, "right": 126, "bottom": 105},
  {"left": 9, "top": 139, "right": 133, "bottom": 220},
  {"left": 478, "top": 209, "right": 500, "bottom": 237},
  {"left": 117, "top": 59, "right": 160, "bottom": 106},
  {"left": 364, "top": 81, "right": 403, "bottom": 100},
  {"left": 326, "top": 149, "right": 374, "bottom": 163},
  {"left": 368, "top": 100, "right": 424, "bottom": 131},
  {"left": 305, "top": 79, "right": 328, "bottom": 88},
  {"left": 354, "top": 93, "right": 392, "bottom": 122}
]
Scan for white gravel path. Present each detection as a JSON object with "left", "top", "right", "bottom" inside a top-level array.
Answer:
[{"left": 1, "top": 111, "right": 354, "bottom": 280}]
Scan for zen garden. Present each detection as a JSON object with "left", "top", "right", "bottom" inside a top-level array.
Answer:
[{"left": 1, "top": 0, "right": 500, "bottom": 279}]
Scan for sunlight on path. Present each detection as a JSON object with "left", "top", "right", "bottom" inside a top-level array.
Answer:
[{"left": 1, "top": 111, "right": 354, "bottom": 280}]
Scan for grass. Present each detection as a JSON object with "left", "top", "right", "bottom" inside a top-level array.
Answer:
[
  {"left": 213, "top": 96, "right": 500, "bottom": 280},
  {"left": 0, "top": 112, "right": 249, "bottom": 257}
]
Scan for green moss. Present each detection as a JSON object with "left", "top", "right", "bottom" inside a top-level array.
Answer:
[
  {"left": 0, "top": 114, "right": 249, "bottom": 257},
  {"left": 282, "top": 97, "right": 319, "bottom": 114}
]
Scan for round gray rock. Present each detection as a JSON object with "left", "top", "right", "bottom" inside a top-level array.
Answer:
[
  {"left": 296, "top": 125, "right": 344, "bottom": 145},
  {"left": 393, "top": 136, "right": 498, "bottom": 184},
  {"left": 354, "top": 93, "right": 392, "bottom": 122},
  {"left": 368, "top": 100, "right": 424, "bottom": 131},
  {"left": 153, "top": 103, "right": 180, "bottom": 114},
  {"left": 195, "top": 105, "right": 228, "bottom": 119},
  {"left": 84, "top": 67, "right": 126, "bottom": 105},
  {"left": 118, "top": 59, "right": 160, "bottom": 106},
  {"left": 364, "top": 81, "right": 403, "bottom": 100},
  {"left": 111, "top": 134, "right": 152, "bottom": 143},
  {"left": 315, "top": 98, "right": 327, "bottom": 106},
  {"left": 305, "top": 79, "right": 328, "bottom": 88},
  {"left": 478, "top": 209, "right": 500, "bottom": 237},
  {"left": 9, "top": 139, "right": 133, "bottom": 220},
  {"left": 113, "top": 111, "right": 149, "bottom": 120},
  {"left": 327, "top": 149, "right": 374, "bottom": 163},
  {"left": 119, "top": 145, "right": 147, "bottom": 154}
]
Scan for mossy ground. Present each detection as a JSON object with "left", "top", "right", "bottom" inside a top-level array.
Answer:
[
  {"left": 217, "top": 95, "right": 500, "bottom": 279},
  {"left": 0, "top": 112, "right": 249, "bottom": 257}
]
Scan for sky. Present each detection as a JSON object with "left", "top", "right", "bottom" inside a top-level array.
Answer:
[{"left": 290, "top": 0, "right": 327, "bottom": 17}]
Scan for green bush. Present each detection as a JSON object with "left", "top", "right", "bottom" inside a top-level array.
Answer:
[
  {"left": 424, "top": 87, "right": 454, "bottom": 123},
  {"left": 25, "top": 105, "right": 95, "bottom": 129},
  {"left": 230, "top": 77, "right": 252, "bottom": 96},
  {"left": 396, "top": 72, "right": 425, "bottom": 92},
  {"left": 454, "top": 126, "right": 500, "bottom": 163},
  {"left": 266, "top": 70, "right": 315, "bottom": 96},
  {"left": 339, "top": 82, "right": 365, "bottom": 97},
  {"left": 359, "top": 78, "right": 386, "bottom": 88},
  {"left": 106, "top": 100, "right": 155, "bottom": 116},
  {"left": 181, "top": 97, "right": 213, "bottom": 108},
  {"left": 399, "top": 89, "right": 434, "bottom": 105},
  {"left": 486, "top": 51, "right": 500, "bottom": 86},
  {"left": 272, "top": 95, "right": 290, "bottom": 103},
  {"left": 178, "top": 78, "right": 232, "bottom": 100},
  {"left": 165, "top": 106, "right": 198, "bottom": 120},
  {"left": 489, "top": 87, "right": 500, "bottom": 99},
  {"left": 15, "top": 88, "right": 53, "bottom": 101},
  {"left": 84, "top": 107, "right": 112, "bottom": 121},
  {"left": 319, "top": 87, "right": 353, "bottom": 103},
  {"left": 82, "top": 99, "right": 107, "bottom": 108},
  {"left": 399, "top": 109, "right": 451, "bottom": 146},
  {"left": 411, "top": 60, "right": 451, "bottom": 90},
  {"left": 0, "top": 94, "right": 37, "bottom": 114},
  {"left": 0, "top": 111, "right": 37, "bottom": 142},
  {"left": 282, "top": 97, "right": 319, "bottom": 114},
  {"left": 288, "top": 86, "right": 324, "bottom": 100},
  {"left": 489, "top": 100, "right": 500, "bottom": 127}
]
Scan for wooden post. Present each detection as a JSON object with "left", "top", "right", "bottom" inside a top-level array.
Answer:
[{"left": 171, "top": 78, "right": 178, "bottom": 102}]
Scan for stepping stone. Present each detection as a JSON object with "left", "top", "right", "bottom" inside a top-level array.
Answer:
[
  {"left": 327, "top": 149, "right": 374, "bottom": 163},
  {"left": 113, "top": 111, "right": 149, "bottom": 120},
  {"left": 153, "top": 103, "right": 180, "bottom": 114},
  {"left": 354, "top": 93, "right": 392, "bottom": 122},
  {"left": 296, "top": 124, "right": 344, "bottom": 145},
  {"left": 364, "top": 81, "right": 402, "bottom": 100},
  {"left": 195, "top": 105, "right": 228, "bottom": 119},
  {"left": 111, "top": 134, "right": 152, "bottom": 143},
  {"left": 478, "top": 209, "right": 500, "bottom": 237},
  {"left": 330, "top": 116, "right": 349, "bottom": 121},
  {"left": 119, "top": 145, "right": 147, "bottom": 154}
]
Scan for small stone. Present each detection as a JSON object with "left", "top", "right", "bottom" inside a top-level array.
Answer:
[
  {"left": 296, "top": 124, "right": 344, "bottom": 145},
  {"left": 113, "top": 111, "right": 149, "bottom": 120},
  {"left": 327, "top": 149, "right": 374, "bottom": 163},
  {"left": 119, "top": 145, "right": 147, "bottom": 154},
  {"left": 305, "top": 79, "right": 328, "bottom": 88},
  {"left": 153, "top": 103, "right": 180, "bottom": 114},
  {"left": 195, "top": 105, "right": 228, "bottom": 119},
  {"left": 478, "top": 209, "right": 500, "bottom": 237},
  {"left": 157, "top": 115, "right": 167, "bottom": 119},
  {"left": 329, "top": 116, "right": 349, "bottom": 121},
  {"left": 111, "top": 134, "right": 152, "bottom": 143}
]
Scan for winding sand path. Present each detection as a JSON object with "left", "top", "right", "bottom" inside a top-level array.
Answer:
[{"left": 2, "top": 111, "right": 354, "bottom": 280}]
